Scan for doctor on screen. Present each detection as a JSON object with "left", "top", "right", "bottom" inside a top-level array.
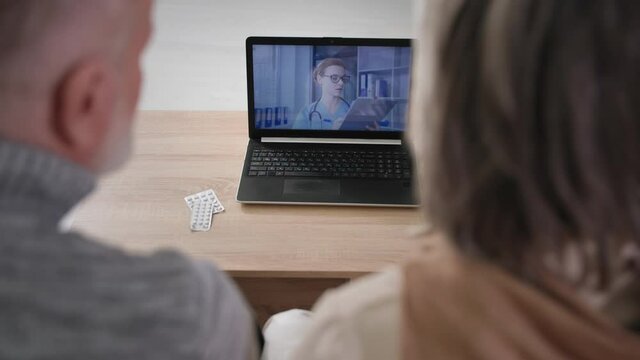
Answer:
[{"left": 293, "top": 58, "right": 351, "bottom": 130}]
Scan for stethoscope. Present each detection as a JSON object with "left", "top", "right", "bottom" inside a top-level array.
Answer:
[{"left": 308, "top": 97, "right": 351, "bottom": 129}]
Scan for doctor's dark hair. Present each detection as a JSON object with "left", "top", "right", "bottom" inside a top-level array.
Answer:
[
  {"left": 411, "top": 0, "right": 640, "bottom": 288},
  {"left": 313, "top": 58, "right": 346, "bottom": 83}
]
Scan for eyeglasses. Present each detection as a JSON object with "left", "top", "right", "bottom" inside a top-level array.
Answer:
[{"left": 322, "top": 74, "right": 351, "bottom": 84}]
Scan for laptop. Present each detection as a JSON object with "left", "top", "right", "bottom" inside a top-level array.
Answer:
[{"left": 236, "top": 37, "right": 417, "bottom": 207}]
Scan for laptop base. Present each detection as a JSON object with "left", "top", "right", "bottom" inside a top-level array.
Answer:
[{"left": 236, "top": 140, "right": 417, "bottom": 207}]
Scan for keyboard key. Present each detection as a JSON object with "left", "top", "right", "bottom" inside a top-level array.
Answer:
[
  {"left": 252, "top": 146, "right": 413, "bottom": 179},
  {"left": 284, "top": 171, "right": 331, "bottom": 177}
]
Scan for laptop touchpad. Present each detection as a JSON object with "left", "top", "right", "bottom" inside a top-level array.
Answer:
[{"left": 283, "top": 179, "right": 341, "bottom": 198}]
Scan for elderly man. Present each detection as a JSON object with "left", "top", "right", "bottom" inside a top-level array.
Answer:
[{"left": 0, "top": 1, "right": 257, "bottom": 359}]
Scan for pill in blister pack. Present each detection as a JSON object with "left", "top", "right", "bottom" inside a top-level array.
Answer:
[
  {"left": 185, "top": 189, "right": 225, "bottom": 232},
  {"left": 190, "top": 200, "right": 214, "bottom": 232},
  {"left": 185, "top": 189, "right": 225, "bottom": 214}
]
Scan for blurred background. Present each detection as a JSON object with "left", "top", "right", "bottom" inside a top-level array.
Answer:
[{"left": 139, "top": 0, "right": 417, "bottom": 111}]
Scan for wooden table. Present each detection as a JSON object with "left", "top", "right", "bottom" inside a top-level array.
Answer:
[{"left": 71, "top": 111, "right": 426, "bottom": 323}]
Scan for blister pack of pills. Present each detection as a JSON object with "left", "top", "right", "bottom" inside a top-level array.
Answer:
[{"left": 185, "top": 189, "right": 225, "bottom": 232}]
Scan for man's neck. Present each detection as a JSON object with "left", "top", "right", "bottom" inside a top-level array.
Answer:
[{"left": 0, "top": 139, "right": 96, "bottom": 224}]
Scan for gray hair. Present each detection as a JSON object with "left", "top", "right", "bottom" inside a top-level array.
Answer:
[{"left": 0, "top": 0, "right": 132, "bottom": 99}]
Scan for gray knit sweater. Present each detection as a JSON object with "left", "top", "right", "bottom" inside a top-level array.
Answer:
[{"left": 0, "top": 140, "right": 256, "bottom": 360}]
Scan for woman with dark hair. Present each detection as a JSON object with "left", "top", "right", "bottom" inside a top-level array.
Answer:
[{"left": 286, "top": 0, "right": 640, "bottom": 358}]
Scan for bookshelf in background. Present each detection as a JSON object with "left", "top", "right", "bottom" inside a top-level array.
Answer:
[{"left": 357, "top": 47, "right": 411, "bottom": 130}]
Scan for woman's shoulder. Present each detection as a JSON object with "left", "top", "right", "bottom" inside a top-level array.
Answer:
[
  {"left": 315, "top": 267, "right": 401, "bottom": 315},
  {"left": 340, "top": 98, "right": 351, "bottom": 110},
  {"left": 291, "top": 267, "right": 402, "bottom": 360},
  {"left": 300, "top": 102, "right": 313, "bottom": 111}
]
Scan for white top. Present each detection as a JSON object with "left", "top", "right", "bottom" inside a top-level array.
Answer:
[{"left": 289, "top": 267, "right": 402, "bottom": 360}]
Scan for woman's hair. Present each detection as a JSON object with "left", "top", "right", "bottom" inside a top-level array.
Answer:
[
  {"left": 409, "top": 0, "right": 640, "bottom": 288},
  {"left": 313, "top": 58, "right": 346, "bottom": 83}
]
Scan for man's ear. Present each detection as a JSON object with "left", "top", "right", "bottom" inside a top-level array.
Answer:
[{"left": 52, "top": 59, "right": 116, "bottom": 164}]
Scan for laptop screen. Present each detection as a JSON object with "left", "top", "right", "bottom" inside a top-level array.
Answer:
[{"left": 251, "top": 43, "right": 412, "bottom": 133}]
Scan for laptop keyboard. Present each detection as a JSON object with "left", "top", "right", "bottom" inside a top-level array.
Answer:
[{"left": 247, "top": 147, "right": 412, "bottom": 179}]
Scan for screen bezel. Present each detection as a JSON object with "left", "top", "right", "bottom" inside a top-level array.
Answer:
[{"left": 246, "top": 36, "right": 412, "bottom": 140}]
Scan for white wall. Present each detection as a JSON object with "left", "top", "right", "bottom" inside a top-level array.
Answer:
[{"left": 140, "top": 0, "right": 416, "bottom": 111}]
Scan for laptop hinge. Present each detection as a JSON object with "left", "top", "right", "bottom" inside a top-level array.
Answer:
[{"left": 260, "top": 137, "right": 402, "bottom": 146}]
